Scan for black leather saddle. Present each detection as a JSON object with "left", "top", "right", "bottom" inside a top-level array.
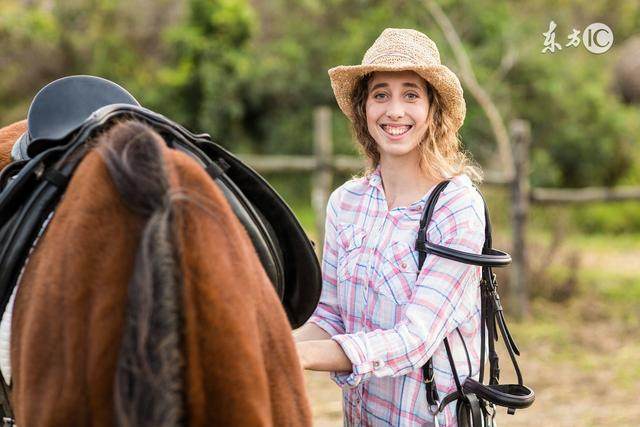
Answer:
[{"left": 0, "top": 75, "right": 321, "bottom": 329}]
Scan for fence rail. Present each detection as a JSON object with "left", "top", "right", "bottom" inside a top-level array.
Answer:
[
  {"left": 237, "top": 154, "right": 363, "bottom": 173},
  {"left": 531, "top": 186, "right": 640, "bottom": 204}
]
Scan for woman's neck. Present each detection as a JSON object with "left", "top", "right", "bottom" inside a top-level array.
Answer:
[{"left": 378, "top": 157, "right": 439, "bottom": 210}]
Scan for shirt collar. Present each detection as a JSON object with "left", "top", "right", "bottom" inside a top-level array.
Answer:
[{"left": 367, "top": 165, "right": 384, "bottom": 191}]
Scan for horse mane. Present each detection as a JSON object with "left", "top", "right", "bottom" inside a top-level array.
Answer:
[{"left": 97, "top": 121, "right": 184, "bottom": 426}]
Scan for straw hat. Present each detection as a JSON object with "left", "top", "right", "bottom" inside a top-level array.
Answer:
[{"left": 328, "top": 28, "right": 466, "bottom": 131}]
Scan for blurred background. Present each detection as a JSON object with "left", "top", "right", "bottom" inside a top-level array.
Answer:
[{"left": 1, "top": 0, "right": 639, "bottom": 425}]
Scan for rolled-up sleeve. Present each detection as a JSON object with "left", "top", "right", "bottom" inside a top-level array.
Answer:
[
  {"left": 331, "top": 192, "right": 485, "bottom": 387},
  {"left": 307, "top": 188, "right": 345, "bottom": 337}
]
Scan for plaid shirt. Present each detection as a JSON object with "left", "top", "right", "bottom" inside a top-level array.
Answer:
[{"left": 308, "top": 166, "right": 486, "bottom": 426}]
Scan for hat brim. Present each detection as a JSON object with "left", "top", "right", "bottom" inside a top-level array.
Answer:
[{"left": 328, "top": 63, "right": 466, "bottom": 131}]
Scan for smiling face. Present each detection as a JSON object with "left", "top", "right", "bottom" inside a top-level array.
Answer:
[{"left": 365, "top": 71, "right": 431, "bottom": 163}]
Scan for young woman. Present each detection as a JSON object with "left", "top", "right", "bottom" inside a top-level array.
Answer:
[{"left": 294, "top": 28, "right": 485, "bottom": 426}]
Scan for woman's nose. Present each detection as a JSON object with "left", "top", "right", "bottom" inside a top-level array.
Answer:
[{"left": 385, "top": 100, "right": 405, "bottom": 120}]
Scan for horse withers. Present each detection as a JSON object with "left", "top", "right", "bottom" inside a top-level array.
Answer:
[{"left": 0, "top": 115, "right": 312, "bottom": 425}]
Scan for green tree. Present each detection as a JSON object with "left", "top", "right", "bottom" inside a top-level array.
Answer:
[
  {"left": 0, "top": 0, "right": 181, "bottom": 122},
  {"left": 156, "top": 0, "right": 255, "bottom": 147}
]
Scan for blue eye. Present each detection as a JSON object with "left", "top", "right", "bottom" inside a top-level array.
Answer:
[
  {"left": 373, "top": 92, "right": 387, "bottom": 100},
  {"left": 406, "top": 93, "right": 419, "bottom": 100}
]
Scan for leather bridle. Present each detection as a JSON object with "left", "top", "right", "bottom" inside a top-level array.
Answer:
[{"left": 416, "top": 180, "right": 534, "bottom": 425}]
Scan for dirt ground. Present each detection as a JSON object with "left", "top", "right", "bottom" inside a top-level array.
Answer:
[{"left": 304, "top": 323, "right": 640, "bottom": 426}]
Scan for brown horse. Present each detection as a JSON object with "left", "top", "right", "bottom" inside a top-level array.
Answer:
[{"left": 0, "top": 119, "right": 311, "bottom": 426}]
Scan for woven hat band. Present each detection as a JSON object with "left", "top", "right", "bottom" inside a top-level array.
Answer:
[
  {"left": 363, "top": 47, "right": 441, "bottom": 64},
  {"left": 365, "top": 53, "right": 441, "bottom": 68}
]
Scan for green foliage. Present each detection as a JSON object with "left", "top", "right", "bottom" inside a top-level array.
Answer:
[
  {"left": 1, "top": 0, "right": 640, "bottom": 234},
  {"left": 571, "top": 202, "right": 640, "bottom": 234},
  {"left": 0, "top": 4, "right": 60, "bottom": 119},
  {"left": 157, "top": 0, "right": 255, "bottom": 142},
  {"left": 0, "top": 0, "right": 183, "bottom": 122},
  {"left": 507, "top": 47, "right": 638, "bottom": 187}
]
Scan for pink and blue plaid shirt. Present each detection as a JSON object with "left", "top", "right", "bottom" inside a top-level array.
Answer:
[{"left": 308, "top": 166, "right": 486, "bottom": 426}]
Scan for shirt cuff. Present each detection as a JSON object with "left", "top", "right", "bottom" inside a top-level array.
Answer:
[
  {"left": 329, "top": 371, "right": 353, "bottom": 387},
  {"left": 331, "top": 332, "right": 387, "bottom": 387}
]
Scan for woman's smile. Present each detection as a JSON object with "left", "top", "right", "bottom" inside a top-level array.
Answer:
[{"left": 379, "top": 123, "right": 414, "bottom": 139}]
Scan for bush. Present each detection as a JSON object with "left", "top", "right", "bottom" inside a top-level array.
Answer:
[{"left": 571, "top": 201, "right": 640, "bottom": 234}]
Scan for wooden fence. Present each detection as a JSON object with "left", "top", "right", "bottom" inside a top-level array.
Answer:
[{"left": 238, "top": 107, "right": 640, "bottom": 319}]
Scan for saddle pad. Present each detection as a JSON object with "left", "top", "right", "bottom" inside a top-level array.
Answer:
[
  {"left": 0, "top": 210, "right": 55, "bottom": 384},
  {"left": 0, "top": 286, "right": 16, "bottom": 384}
]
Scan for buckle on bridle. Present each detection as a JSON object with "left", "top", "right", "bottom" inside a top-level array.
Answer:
[
  {"left": 485, "top": 402, "right": 496, "bottom": 419},
  {"left": 424, "top": 370, "right": 435, "bottom": 383},
  {"left": 428, "top": 404, "right": 441, "bottom": 427}
]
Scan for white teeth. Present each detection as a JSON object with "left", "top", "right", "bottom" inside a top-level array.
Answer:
[{"left": 381, "top": 125, "right": 411, "bottom": 136}]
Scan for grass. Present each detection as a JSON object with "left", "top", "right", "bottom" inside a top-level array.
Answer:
[{"left": 567, "top": 231, "right": 640, "bottom": 250}]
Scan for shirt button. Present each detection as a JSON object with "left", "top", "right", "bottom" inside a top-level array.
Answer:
[{"left": 401, "top": 262, "right": 407, "bottom": 269}]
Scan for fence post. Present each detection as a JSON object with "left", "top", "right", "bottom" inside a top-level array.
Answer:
[
  {"left": 510, "top": 119, "right": 531, "bottom": 320},
  {"left": 312, "top": 106, "right": 333, "bottom": 259}
]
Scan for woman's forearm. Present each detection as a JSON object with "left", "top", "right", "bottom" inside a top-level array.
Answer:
[
  {"left": 293, "top": 323, "right": 353, "bottom": 372},
  {"left": 292, "top": 321, "right": 331, "bottom": 342},
  {"left": 296, "top": 339, "right": 352, "bottom": 372}
]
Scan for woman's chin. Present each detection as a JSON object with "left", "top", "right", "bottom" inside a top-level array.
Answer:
[
  {"left": 379, "top": 140, "right": 416, "bottom": 154},
  {"left": 379, "top": 147, "right": 420, "bottom": 163}
]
